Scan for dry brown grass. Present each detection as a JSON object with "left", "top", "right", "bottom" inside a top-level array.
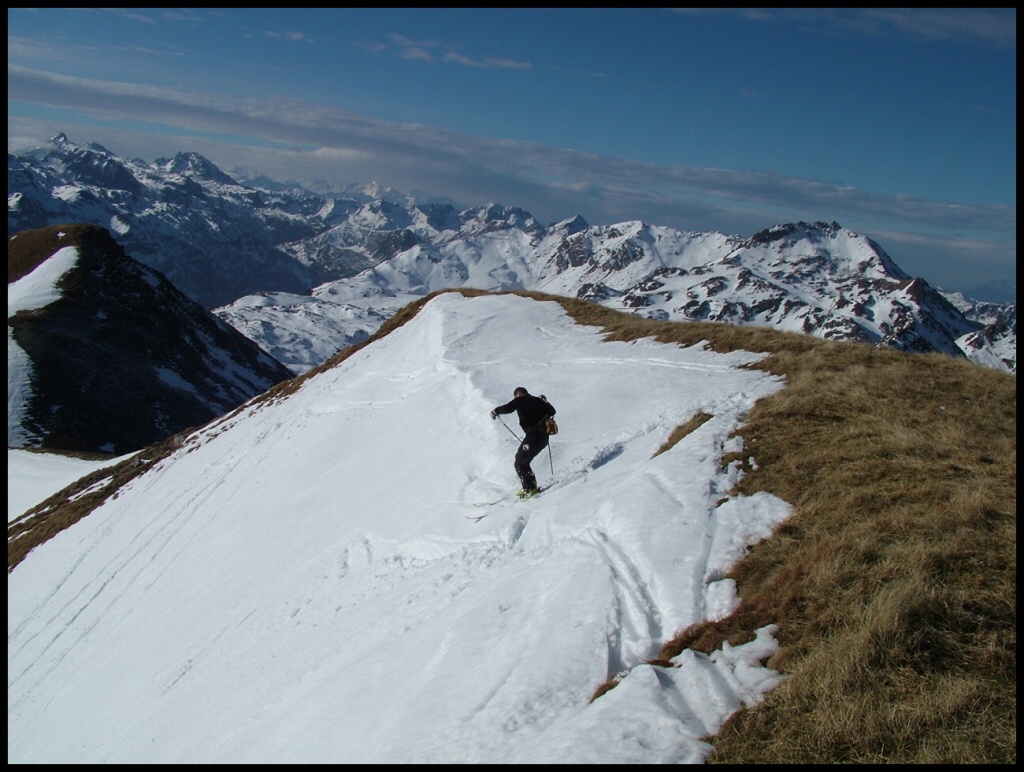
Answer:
[
  {"left": 9, "top": 223, "right": 110, "bottom": 282},
  {"left": 652, "top": 411, "right": 714, "bottom": 458},
  {"left": 541, "top": 290, "right": 1015, "bottom": 764},
  {"left": 10, "top": 438, "right": 175, "bottom": 571},
  {"left": 696, "top": 344, "right": 1017, "bottom": 764},
  {"left": 8, "top": 288, "right": 1016, "bottom": 762}
]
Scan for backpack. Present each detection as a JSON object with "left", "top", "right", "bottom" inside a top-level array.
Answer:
[{"left": 544, "top": 417, "right": 559, "bottom": 435}]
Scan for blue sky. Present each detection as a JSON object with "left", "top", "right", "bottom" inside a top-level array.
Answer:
[{"left": 7, "top": 8, "right": 1016, "bottom": 298}]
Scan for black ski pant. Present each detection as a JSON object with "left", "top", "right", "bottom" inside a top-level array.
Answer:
[{"left": 514, "top": 430, "right": 549, "bottom": 491}]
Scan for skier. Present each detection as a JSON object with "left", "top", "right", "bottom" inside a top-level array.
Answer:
[{"left": 490, "top": 387, "right": 557, "bottom": 498}]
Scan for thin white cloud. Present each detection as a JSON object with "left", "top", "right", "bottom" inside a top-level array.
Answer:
[
  {"left": 384, "top": 32, "right": 532, "bottom": 69},
  {"left": 9, "top": 33, "right": 187, "bottom": 63},
  {"left": 400, "top": 48, "right": 434, "bottom": 63},
  {"left": 479, "top": 56, "right": 532, "bottom": 71},
  {"left": 850, "top": 8, "right": 1016, "bottom": 48},
  {"left": 159, "top": 9, "right": 208, "bottom": 25},
  {"left": 264, "top": 30, "right": 313, "bottom": 44},
  {"left": 388, "top": 34, "right": 437, "bottom": 48},
  {"left": 442, "top": 51, "right": 487, "bottom": 67},
  {"left": 7, "top": 65, "right": 1013, "bottom": 239},
  {"left": 7, "top": 36, "right": 82, "bottom": 62},
  {"left": 439, "top": 51, "right": 531, "bottom": 69},
  {"left": 105, "top": 8, "right": 160, "bottom": 26},
  {"left": 673, "top": 8, "right": 1016, "bottom": 48}
]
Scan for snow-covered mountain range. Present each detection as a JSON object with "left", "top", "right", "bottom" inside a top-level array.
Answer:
[
  {"left": 218, "top": 218, "right": 1017, "bottom": 376},
  {"left": 8, "top": 134, "right": 1015, "bottom": 375}
]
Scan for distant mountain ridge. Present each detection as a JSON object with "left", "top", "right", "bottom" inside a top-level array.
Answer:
[
  {"left": 219, "top": 217, "right": 1015, "bottom": 375},
  {"left": 8, "top": 134, "right": 1015, "bottom": 374}
]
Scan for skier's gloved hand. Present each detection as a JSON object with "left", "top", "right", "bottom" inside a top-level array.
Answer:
[{"left": 490, "top": 410, "right": 497, "bottom": 419}]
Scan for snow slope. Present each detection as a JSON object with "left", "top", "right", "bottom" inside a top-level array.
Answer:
[{"left": 9, "top": 292, "right": 789, "bottom": 763}]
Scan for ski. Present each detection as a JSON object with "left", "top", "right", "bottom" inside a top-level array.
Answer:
[
  {"left": 467, "top": 486, "right": 549, "bottom": 518},
  {"left": 468, "top": 495, "right": 505, "bottom": 507},
  {"left": 516, "top": 488, "right": 543, "bottom": 500},
  {"left": 472, "top": 497, "right": 507, "bottom": 508}
]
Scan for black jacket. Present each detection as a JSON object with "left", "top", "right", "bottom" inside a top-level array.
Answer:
[{"left": 494, "top": 393, "right": 556, "bottom": 435}]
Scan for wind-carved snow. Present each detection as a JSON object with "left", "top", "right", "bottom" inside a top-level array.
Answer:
[
  {"left": 9, "top": 293, "right": 791, "bottom": 763},
  {"left": 8, "top": 244, "right": 79, "bottom": 312},
  {"left": 7, "top": 245, "right": 81, "bottom": 446}
]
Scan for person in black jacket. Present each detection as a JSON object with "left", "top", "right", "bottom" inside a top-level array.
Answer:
[{"left": 490, "top": 387, "right": 556, "bottom": 496}]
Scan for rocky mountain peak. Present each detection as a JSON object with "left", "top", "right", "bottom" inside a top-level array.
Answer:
[{"left": 156, "top": 151, "right": 239, "bottom": 185}]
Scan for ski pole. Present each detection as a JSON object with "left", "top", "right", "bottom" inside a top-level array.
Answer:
[
  {"left": 497, "top": 415, "right": 521, "bottom": 441},
  {"left": 547, "top": 441, "right": 553, "bottom": 474}
]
